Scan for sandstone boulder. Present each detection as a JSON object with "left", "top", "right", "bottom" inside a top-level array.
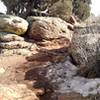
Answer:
[
  {"left": 0, "top": 14, "right": 28, "bottom": 35},
  {"left": 27, "top": 17, "right": 73, "bottom": 41},
  {"left": 0, "top": 32, "right": 24, "bottom": 42}
]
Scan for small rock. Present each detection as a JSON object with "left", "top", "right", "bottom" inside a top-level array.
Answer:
[{"left": 0, "top": 68, "right": 5, "bottom": 74}]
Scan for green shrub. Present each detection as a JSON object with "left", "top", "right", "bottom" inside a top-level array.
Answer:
[{"left": 49, "top": 0, "right": 73, "bottom": 21}]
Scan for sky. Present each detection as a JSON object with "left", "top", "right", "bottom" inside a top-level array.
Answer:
[
  {"left": 0, "top": 1, "right": 6, "bottom": 13},
  {"left": 0, "top": 0, "right": 100, "bottom": 16},
  {"left": 91, "top": 0, "right": 100, "bottom": 16}
]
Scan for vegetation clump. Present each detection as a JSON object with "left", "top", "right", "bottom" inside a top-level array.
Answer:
[{"left": 1, "top": 0, "right": 91, "bottom": 21}]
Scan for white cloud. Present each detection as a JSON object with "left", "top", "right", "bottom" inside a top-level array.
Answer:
[{"left": 91, "top": 0, "right": 100, "bottom": 16}]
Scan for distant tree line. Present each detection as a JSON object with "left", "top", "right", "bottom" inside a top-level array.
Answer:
[{"left": 1, "top": 0, "right": 91, "bottom": 21}]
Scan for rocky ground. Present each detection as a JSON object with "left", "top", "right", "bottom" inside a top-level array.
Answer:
[
  {"left": 1, "top": 55, "right": 100, "bottom": 100},
  {"left": 0, "top": 14, "right": 100, "bottom": 100}
]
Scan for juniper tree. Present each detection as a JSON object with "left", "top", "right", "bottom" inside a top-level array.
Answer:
[
  {"left": 1, "top": 0, "right": 91, "bottom": 21},
  {"left": 72, "top": 0, "right": 91, "bottom": 20}
]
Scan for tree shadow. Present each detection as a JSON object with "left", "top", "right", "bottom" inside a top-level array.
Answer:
[
  {"left": 25, "top": 65, "right": 58, "bottom": 100},
  {"left": 24, "top": 47, "right": 70, "bottom": 100}
]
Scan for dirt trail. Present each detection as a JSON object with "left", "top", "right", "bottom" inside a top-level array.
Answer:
[
  {"left": 0, "top": 55, "right": 27, "bottom": 84},
  {"left": 0, "top": 55, "right": 26, "bottom": 68}
]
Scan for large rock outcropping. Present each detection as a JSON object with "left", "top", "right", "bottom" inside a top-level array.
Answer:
[
  {"left": 1, "top": 15, "right": 100, "bottom": 100},
  {"left": 0, "top": 17, "right": 73, "bottom": 57},
  {"left": 69, "top": 26, "right": 100, "bottom": 77}
]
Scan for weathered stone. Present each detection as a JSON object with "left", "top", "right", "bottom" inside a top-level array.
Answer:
[
  {"left": 0, "top": 32, "right": 24, "bottom": 42},
  {"left": 27, "top": 17, "right": 73, "bottom": 41},
  {"left": 74, "top": 24, "right": 100, "bottom": 34},
  {"left": 0, "top": 49, "right": 33, "bottom": 56},
  {"left": 37, "top": 37, "right": 70, "bottom": 50},
  {"left": 69, "top": 27, "right": 100, "bottom": 76},
  {"left": 0, "top": 41, "right": 32, "bottom": 49},
  {"left": 0, "top": 14, "right": 28, "bottom": 35},
  {"left": 25, "top": 60, "right": 100, "bottom": 97}
]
